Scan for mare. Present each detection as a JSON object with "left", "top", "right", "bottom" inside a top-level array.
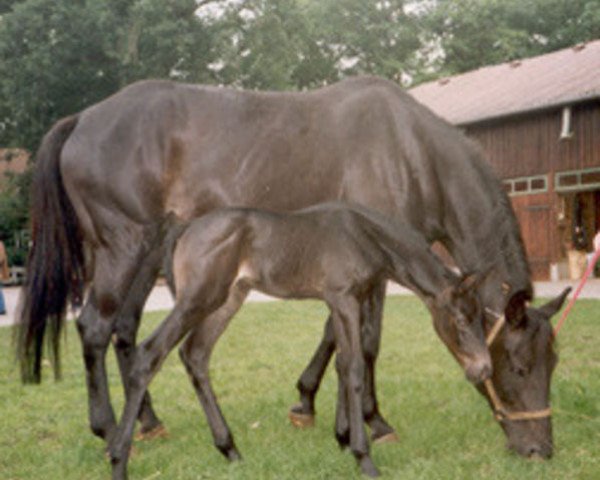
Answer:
[
  {"left": 16, "top": 75, "right": 569, "bottom": 457},
  {"left": 109, "top": 203, "right": 492, "bottom": 479}
]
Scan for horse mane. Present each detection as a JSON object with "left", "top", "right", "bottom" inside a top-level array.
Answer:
[
  {"left": 338, "top": 203, "right": 455, "bottom": 297},
  {"left": 472, "top": 164, "right": 533, "bottom": 300}
]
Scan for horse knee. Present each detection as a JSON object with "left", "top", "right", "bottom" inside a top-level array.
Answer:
[
  {"left": 127, "top": 347, "right": 160, "bottom": 389},
  {"left": 112, "top": 320, "right": 138, "bottom": 357}
]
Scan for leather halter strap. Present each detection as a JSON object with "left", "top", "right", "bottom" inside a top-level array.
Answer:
[{"left": 483, "top": 309, "right": 552, "bottom": 422}]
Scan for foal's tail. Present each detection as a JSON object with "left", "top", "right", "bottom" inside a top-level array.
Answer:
[
  {"left": 162, "top": 214, "right": 190, "bottom": 297},
  {"left": 15, "top": 114, "right": 86, "bottom": 383}
]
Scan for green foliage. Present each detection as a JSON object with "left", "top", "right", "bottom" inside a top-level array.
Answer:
[
  {"left": 420, "top": 0, "right": 600, "bottom": 76},
  {"left": 0, "top": 0, "right": 214, "bottom": 152},
  {"left": 1, "top": 296, "right": 599, "bottom": 478},
  {"left": 308, "top": 0, "right": 420, "bottom": 82},
  {"left": 209, "top": 0, "right": 334, "bottom": 90},
  {"left": 120, "top": 0, "right": 214, "bottom": 84},
  {"left": 0, "top": 168, "right": 30, "bottom": 265},
  {"left": 0, "top": 0, "right": 122, "bottom": 152}
]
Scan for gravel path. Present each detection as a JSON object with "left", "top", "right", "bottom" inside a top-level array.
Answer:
[{"left": 1, "top": 278, "right": 596, "bottom": 327}]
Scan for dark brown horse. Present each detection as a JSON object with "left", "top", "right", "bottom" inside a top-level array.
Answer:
[
  {"left": 17, "top": 76, "right": 569, "bottom": 457},
  {"left": 109, "top": 203, "right": 492, "bottom": 479}
]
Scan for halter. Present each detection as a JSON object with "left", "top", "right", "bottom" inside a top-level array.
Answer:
[{"left": 483, "top": 308, "right": 552, "bottom": 422}]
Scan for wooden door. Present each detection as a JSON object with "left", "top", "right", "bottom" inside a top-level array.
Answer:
[{"left": 510, "top": 194, "right": 553, "bottom": 280}]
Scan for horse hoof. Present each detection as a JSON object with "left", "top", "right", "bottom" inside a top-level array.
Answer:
[
  {"left": 288, "top": 407, "right": 315, "bottom": 428},
  {"left": 359, "top": 456, "right": 380, "bottom": 477},
  {"left": 134, "top": 424, "right": 169, "bottom": 441},
  {"left": 227, "top": 448, "right": 243, "bottom": 462},
  {"left": 372, "top": 431, "right": 399, "bottom": 445},
  {"left": 105, "top": 445, "right": 138, "bottom": 461}
]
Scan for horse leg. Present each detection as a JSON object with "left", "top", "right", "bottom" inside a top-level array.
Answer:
[
  {"left": 110, "top": 305, "right": 196, "bottom": 480},
  {"left": 334, "top": 363, "right": 350, "bottom": 449},
  {"left": 178, "top": 285, "right": 248, "bottom": 461},
  {"left": 77, "top": 230, "right": 158, "bottom": 444},
  {"left": 112, "top": 243, "right": 165, "bottom": 439},
  {"left": 289, "top": 316, "right": 336, "bottom": 427},
  {"left": 362, "top": 283, "right": 397, "bottom": 443},
  {"left": 76, "top": 293, "right": 116, "bottom": 441},
  {"left": 330, "top": 295, "right": 379, "bottom": 477}
]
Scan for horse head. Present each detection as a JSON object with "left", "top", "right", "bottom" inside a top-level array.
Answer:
[
  {"left": 480, "top": 287, "right": 570, "bottom": 458},
  {"left": 430, "top": 272, "right": 492, "bottom": 384}
]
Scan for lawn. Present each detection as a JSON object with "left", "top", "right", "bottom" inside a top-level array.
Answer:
[{"left": 1, "top": 295, "right": 598, "bottom": 479}]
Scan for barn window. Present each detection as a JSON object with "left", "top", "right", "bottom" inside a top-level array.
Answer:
[
  {"left": 503, "top": 175, "right": 548, "bottom": 196},
  {"left": 556, "top": 167, "right": 600, "bottom": 192},
  {"left": 514, "top": 180, "right": 528, "bottom": 192}
]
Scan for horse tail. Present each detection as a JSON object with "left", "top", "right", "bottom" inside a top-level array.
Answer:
[
  {"left": 162, "top": 214, "right": 190, "bottom": 297},
  {"left": 15, "top": 114, "right": 86, "bottom": 383}
]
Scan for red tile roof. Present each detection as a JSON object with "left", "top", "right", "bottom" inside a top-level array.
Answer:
[{"left": 409, "top": 40, "right": 600, "bottom": 125}]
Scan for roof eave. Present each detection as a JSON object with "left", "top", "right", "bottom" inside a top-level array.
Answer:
[{"left": 453, "top": 93, "right": 600, "bottom": 128}]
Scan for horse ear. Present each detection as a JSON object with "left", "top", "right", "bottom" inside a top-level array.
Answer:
[
  {"left": 537, "top": 287, "right": 571, "bottom": 319},
  {"left": 505, "top": 290, "right": 529, "bottom": 327}
]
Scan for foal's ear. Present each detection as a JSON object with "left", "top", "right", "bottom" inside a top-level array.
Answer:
[{"left": 536, "top": 287, "right": 571, "bottom": 319}]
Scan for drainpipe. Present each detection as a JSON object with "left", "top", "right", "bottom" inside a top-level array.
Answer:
[{"left": 560, "top": 106, "right": 573, "bottom": 139}]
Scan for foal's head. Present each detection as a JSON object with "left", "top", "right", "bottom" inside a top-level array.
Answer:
[{"left": 430, "top": 273, "right": 492, "bottom": 384}]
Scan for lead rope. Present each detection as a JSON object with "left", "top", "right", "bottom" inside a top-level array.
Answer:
[
  {"left": 553, "top": 248, "right": 600, "bottom": 336},
  {"left": 482, "top": 310, "right": 552, "bottom": 422}
]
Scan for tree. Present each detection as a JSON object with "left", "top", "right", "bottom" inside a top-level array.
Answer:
[
  {"left": 419, "top": 0, "right": 600, "bottom": 77},
  {"left": 0, "top": 0, "right": 216, "bottom": 152},
  {"left": 120, "top": 0, "right": 214, "bottom": 84},
  {"left": 308, "top": 0, "right": 420, "bottom": 83},
  {"left": 208, "top": 0, "right": 334, "bottom": 90},
  {"left": 0, "top": 0, "right": 122, "bottom": 151}
]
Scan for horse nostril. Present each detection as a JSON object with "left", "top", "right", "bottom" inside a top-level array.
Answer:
[
  {"left": 480, "top": 361, "right": 492, "bottom": 381},
  {"left": 465, "top": 358, "right": 493, "bottom": 384}
]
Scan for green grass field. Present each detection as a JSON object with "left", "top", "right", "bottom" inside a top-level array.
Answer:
[{"left": 1, "top": 296, "right": 599, "bottom": 479}]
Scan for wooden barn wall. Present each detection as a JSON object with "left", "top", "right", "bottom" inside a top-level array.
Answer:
[
  {"left": 461, "top": 101, "right": 600, "bottom": 280},
  {"left": 465, "top": 101, "right": 600, "bottom": 179},
  {"left": 510, "top": 192, "right": 558, "bottom": 281}
]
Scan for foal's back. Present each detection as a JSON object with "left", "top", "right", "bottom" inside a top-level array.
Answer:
[{"left": 173, "top": 206, "right": 389, "bottom": 301}]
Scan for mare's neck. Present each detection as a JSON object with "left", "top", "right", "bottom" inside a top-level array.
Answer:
[{"left": 442, "top": 176, "right": 532, "bottom": 309}]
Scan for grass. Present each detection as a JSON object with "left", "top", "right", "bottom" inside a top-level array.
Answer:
[{"left": 0, "top": 295, "right": 599, "bottom": 479}]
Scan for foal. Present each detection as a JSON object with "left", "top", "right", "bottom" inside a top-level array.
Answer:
[{"left": 109, "top": 203, "right": 491, "bottom": 479}]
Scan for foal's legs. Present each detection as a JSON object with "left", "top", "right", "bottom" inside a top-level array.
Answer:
[
  {"left": 329, "top": 295, "right": 379, "bottom": 477},
  {"left": 361, "top": 283, "right": 396, "bottom": 442},
  {"left": 110, "top": 305, "right": 196, "bottom": 480},
  {"left": 178, "top": 286, "right": 248, "bottom": 461},
  {"left": 290, "top": 282, "right": 395, "bottom": 440},
  {"left": 289, "top": 316, "right": 336, "bottom": 425},
  {"left": 113, "top": 243, "right": 165, "bottom": 438}
]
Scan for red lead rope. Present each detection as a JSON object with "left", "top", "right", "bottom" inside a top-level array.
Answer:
[{"left": 554, "top": 248, "right": 600, "bottom": 336}]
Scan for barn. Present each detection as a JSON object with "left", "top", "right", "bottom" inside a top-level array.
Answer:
[{"left": 410, "top": 40, "right": 600, "bottom": 280}]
